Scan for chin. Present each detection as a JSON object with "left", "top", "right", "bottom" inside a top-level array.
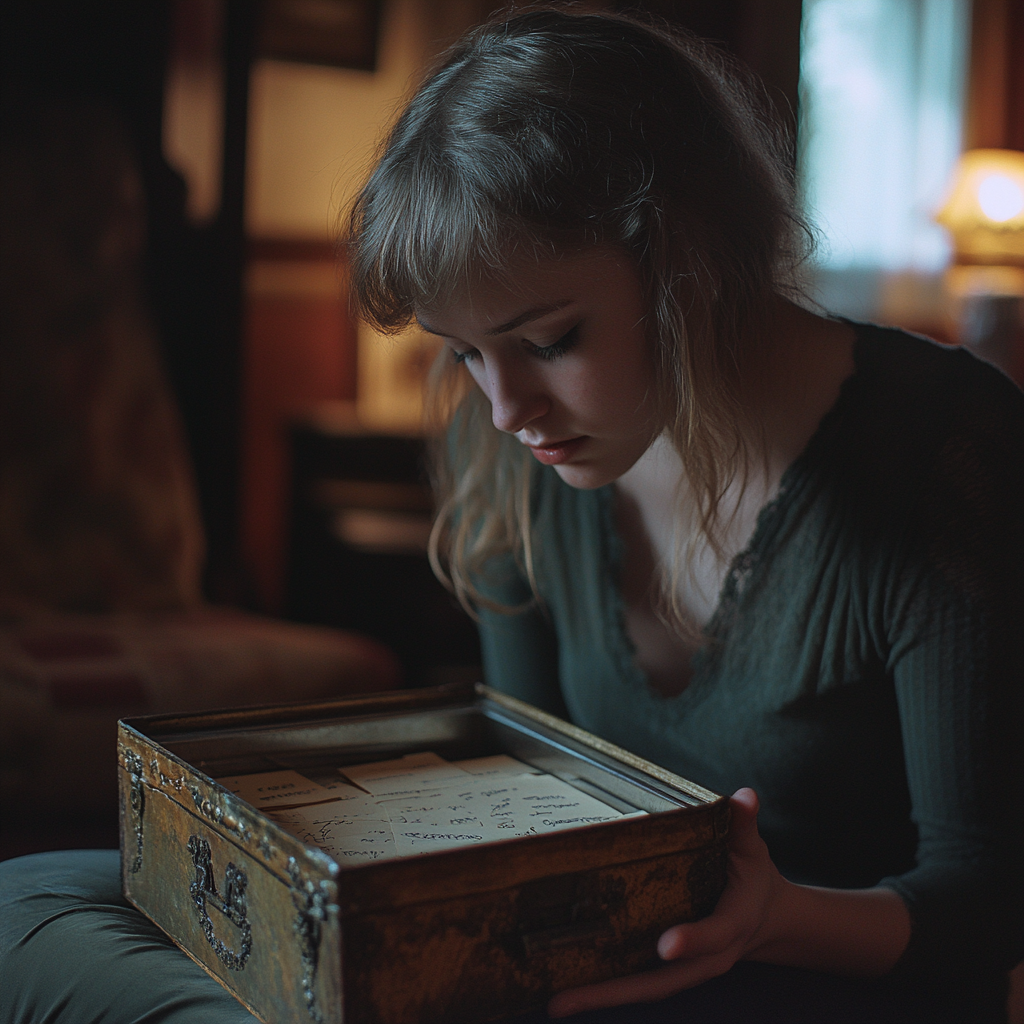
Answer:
[{"left": 551, "top": 463, "right": 622, "bottom": 490}]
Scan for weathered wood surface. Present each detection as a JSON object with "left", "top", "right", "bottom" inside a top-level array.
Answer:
[
  {"left": 120, "top": 733, "right": 342, "bottom": 1024},
  {"left": 119, "top": 686, "right": 729, "bottom": 1024}
]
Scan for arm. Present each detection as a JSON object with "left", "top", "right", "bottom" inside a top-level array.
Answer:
[
  {"left": 549, "top": 788, "right": 912, "bottom": 1018},
  {"left": 552, "top": 354, "right": 1023, "bottom": 1017}
]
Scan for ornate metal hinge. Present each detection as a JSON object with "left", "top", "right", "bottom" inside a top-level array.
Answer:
[
  {"left": 288, "top": 857, "right": 328, "bottom": 1024},
  {"left": 188, "top": 835, "right": 253, "bottom": 971},
  {"left": 123, "top": 749, "right": 146, "bottom": 874}
]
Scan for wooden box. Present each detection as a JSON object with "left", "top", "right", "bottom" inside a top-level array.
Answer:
[{"left": 118, "top": 684, "right": 729, "bottom": 1023}]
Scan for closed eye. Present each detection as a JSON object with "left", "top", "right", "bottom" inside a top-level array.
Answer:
[
  {"left": 528, "top": 323, "right": 580, "bottom": 361},
  {"left": 448, "top": 323, "right": 580, "bottom": 365}
]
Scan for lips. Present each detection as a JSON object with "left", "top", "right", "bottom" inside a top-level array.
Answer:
[{"left": 524, "top": 436, "right": 587, "bottom": 465}]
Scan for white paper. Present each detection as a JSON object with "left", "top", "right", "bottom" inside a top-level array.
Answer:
[
  {"left": 269, "top": 802, "right": 398, "bottom": 862},
  {"left": 454, "top": 754, "right": 542, "bottom": 778},
  {"left": 340, "top": 751, "right": 472, "bottom": 798},
  {"left": 216, "top": 770, "right": 340, "bottom": 810},
  {"left": 262, "top": 752, "right": 646, "bottom": 863},
  {"left": 379, "top": 774, "right": 625, "bottom": 855},
  {"left": 278, "top": 781, "right": 386, "bottom": 819}
]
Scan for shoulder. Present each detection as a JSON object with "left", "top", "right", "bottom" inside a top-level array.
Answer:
[
  {"left": 832, "top": 322, "right": 1022, "bottom": 487},
  {"left": 834, "top": 322, "right": 1023, "bottom": 600},
  {"left": 848, "top": 322, "right": 1023, "bottom": 433}
]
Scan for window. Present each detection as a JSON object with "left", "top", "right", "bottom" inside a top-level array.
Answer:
[{"left": 798, "top": 0, "right": 970, "bottom": 319}]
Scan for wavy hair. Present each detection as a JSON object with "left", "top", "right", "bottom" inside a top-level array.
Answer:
[{"left": 347, "top": 7, "right": 811, "bottom": 625}]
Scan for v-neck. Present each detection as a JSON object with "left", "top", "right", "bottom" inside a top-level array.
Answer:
[{"left": 601, "top": 329, "right": 866, "bottom": 705}]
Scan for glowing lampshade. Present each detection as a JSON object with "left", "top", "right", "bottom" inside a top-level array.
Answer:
[{"left": 936, "top": 149, "right": 1024, "bottom": 264}]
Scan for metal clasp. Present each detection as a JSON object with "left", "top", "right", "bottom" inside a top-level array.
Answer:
[
  {"left": 288, "top": 857, "right": 328, "bottom": 1024},
  {"left": 187, "top": 835, "right": 253, "bottom": 971},
  {"left": 123, "top": 749, "right": 146, "bottom": 874}
]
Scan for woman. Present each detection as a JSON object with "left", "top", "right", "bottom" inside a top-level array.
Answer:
[
  {"left": 0, "top": 9, "right": 1019, "bottom": 1024},
  {"left": 347, "top": 8, "right": 1022, "bottom": 1021}
]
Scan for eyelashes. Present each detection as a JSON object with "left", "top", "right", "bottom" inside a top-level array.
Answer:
[
  {"left": 452, "top": 323, "right": 581, "bottom": 365},
  {"left": 530, "top": 323, "right": 580, "bottom": 361}
]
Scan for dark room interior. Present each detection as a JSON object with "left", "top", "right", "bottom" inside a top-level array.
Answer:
[{"left": 1, "top": 1, "right": 1021, "bottom": 1019}]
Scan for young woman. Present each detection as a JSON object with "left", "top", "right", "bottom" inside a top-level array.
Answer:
[
  {"left": 347, "top": 8, "right": 1023, "bottom": 1021},
  {"left": 0, "top": 9, "right": 1019, "bottom": 1024}
]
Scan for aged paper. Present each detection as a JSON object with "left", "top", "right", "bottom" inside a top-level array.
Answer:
[
  {"left": 277, "top": 778, "right": 386, "bottom": 819},
  {"left": 455, "top": 754, "right": 543, "bottom": 778},
  {"left": 231, "top": 752, "right": 644, "bottom": 863},
  {"left": 216, "top": 769, "right": 340, "bottom": 810},
  {"left": 379, "top": 773, "right": 627, "bottom": 854},
  {"left": 268, "top": 802, "right": 398, "bottom": 862},
  {"left": 339, "top": 751, "right": 472, "bottom": 798}
]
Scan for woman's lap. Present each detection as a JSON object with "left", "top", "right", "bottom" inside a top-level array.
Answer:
[
  {"left": 0, "top": 850, "right": 1003, "bottom": 1024},
  {"left": 0, "top": 849, "right": 258, "bottom": 1024}
]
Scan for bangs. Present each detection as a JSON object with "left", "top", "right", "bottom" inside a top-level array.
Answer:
[
  {"left": 349, "top": 148, "right": 554, "bottom": 332},
  {"left": 347, "top": 32, "right": 602, "bottom": 332},
  {"left": 348, "top": 6, "right": 804, "bottom": 341}
]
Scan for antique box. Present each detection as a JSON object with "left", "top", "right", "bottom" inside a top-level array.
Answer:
[{"left": 118, "top": 683, "right": 729, "bottom": 1023}]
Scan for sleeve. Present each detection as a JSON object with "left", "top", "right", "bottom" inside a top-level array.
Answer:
[
  {"left": 474, "top": 550, "right": 569, "bottom": 720},
  {"left": 877, "top": 371, "right": 1024, "bottom": 981}
]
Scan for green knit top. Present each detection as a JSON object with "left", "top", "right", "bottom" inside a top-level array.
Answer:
[{"left": 475, "top": 324, "right": 1023, "bottom": 985}]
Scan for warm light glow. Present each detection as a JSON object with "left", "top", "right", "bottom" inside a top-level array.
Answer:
[
  {"left": 936, "top": 149, "right": 1024, "bottom": 264},
  {"left": 977, "top": 174, "right": 1024, "bottom": 222}
]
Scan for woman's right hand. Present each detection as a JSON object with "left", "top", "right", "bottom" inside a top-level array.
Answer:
[
  {"left": 548, "top": 788, "right": 785, "bottom": 1017},
  {"left": 548, "top": 786, "right": 912, "bottom": 1018}
]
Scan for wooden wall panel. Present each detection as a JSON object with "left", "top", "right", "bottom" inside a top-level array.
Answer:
[
  {"left": 965, "top": 0, "right": 1024, "bottom": 152},
  {"left": 241, "top": 242, "right": 356, "bottom": 610}
]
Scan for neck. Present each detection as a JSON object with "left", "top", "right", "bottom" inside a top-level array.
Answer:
[
  {"left": 616, "top": 299, "right": 856, "bottom": 557},
  {"left": 747, "top": 299, "right": 856, "bottom": 485}
]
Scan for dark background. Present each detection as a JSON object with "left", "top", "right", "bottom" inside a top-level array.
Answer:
[{"left": 0, "top": 0, "right": 804, "bottom": 614}]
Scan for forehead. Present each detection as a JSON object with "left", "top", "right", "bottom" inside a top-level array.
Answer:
[{"left": 416, "top": 247, "right": 638, "bottom": 329}]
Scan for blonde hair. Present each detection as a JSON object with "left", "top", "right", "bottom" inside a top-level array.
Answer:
[{"left": 348, "top": 9, "right": 810, "bottom": 626}]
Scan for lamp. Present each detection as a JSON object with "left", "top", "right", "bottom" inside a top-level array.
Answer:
[{"left": 936, "top": 149, "right": 1024, "bottom": 380}]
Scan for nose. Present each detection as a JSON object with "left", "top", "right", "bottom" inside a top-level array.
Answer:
[{"left": 483, "top": 357, "right": 549, "bottom": 435}]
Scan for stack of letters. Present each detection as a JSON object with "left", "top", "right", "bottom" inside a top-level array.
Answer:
[{"left": 218, "top": 752, "right": 645, "bottom": 862}]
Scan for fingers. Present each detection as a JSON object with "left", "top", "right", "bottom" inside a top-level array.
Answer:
[
  {"left": 657, "top": 913, "right": 737, "bottom": 961},
  {"left": 725, "top": 787, "right": 766, "bottom": 859},
  {"left": 656, "top": 788, "right": 763, "bottom": 963},
  {"left": 548, "top": 953, "right": 736, "bottom": 1018},
  {"left": 547, "top": 787, "right": 768, "bottom": 1018},
  {"left": 728, "top": 787, "right": 759, "bottom": 834}
]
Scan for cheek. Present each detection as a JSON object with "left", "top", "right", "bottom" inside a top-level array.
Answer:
[
  {"left": 465, "top": 360, "right": 491, "bottom": 398},
  {"left": 589, "top": 355, "right": 655, "bottom": 420},
  {"left": 622, "top": 339, "right": 657, "bottom": 408}
]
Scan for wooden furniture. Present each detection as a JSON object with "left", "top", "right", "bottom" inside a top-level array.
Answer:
[{"left": 286, "top": 409, "right": 480, "bottom": 687}]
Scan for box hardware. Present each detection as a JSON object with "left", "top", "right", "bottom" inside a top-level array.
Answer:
[
  {"left": 187, "top": 835, "right": 253, "bottom": 971},
  {"left": 123, "top": 748, "right": 145, "bottom": 873},
  {"left": 287, "top": 856, "right": 328, "bottom": 1024},
  {"left": 120, "top": 686, "right": 728, "bottom": 1024}
]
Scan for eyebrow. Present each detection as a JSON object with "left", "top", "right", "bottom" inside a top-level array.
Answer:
[{"left": 417, "top": 300, "right": 573, "bottom": 339}]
